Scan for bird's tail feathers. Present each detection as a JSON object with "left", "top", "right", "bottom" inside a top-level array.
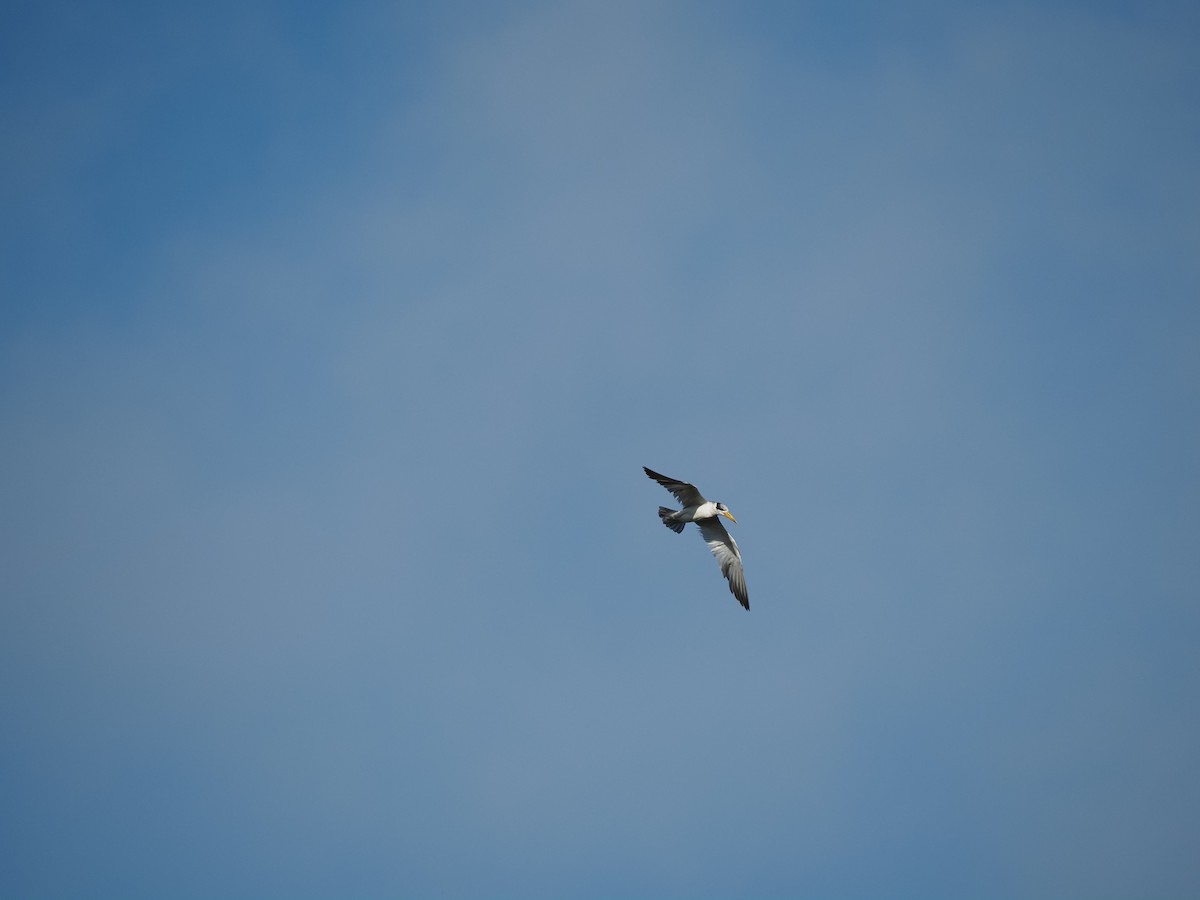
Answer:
[{"left": 658, "top": 507, "right": 686, "bottom": 534}]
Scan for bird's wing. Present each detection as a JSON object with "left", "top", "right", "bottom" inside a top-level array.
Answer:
[
  {"left": 698, "top": 517, "right": 749, "bottom": 610},
  {"left": 643, "top": 467, "right": 706, "bottom": 507}
]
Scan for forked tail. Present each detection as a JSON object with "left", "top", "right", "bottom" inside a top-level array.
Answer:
[{"left": 658, "top": 507, "right": 686, "bottom": 534}]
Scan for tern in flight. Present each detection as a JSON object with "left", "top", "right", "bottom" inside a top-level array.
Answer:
[{"left": 643, "top": 466, "right": 749, "bottom": 610}]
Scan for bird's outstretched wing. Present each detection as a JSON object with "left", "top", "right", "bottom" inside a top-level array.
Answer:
[
  {"left": 643, "top": 467, "right": 706, "bottom": 508},
  {"left": 698, "top": 517, "right": 749, "bottom": 610}
]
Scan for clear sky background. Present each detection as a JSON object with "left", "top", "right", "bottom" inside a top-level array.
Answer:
[{"left": 3, "top": 2, "right": 1198, "bottom": 897}]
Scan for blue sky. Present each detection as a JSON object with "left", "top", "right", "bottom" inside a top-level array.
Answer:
[{"left": 2, "top": 1, "right": 1198, "bottom": 897}]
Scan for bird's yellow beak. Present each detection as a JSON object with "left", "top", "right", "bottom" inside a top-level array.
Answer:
[{"left": 721, "top": 510, "right": 737, "bottom": 523}]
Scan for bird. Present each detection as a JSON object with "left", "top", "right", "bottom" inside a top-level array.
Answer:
[{"left": 643, "top": 466, "right": 749, "bottom": 610}]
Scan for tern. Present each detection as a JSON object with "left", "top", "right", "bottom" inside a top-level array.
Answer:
[{"left": 643, "top": 466, "right": 749, "bottom": 610}]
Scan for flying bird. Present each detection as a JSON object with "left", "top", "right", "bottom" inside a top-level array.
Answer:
[{"left": 643, "top": 466, "right": 749, "bottom": 610}]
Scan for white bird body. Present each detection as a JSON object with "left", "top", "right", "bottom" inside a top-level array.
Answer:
[
  {"left": 643, "top": 467, "right": 749, "bottom": 610},
  {"left": 688, "top": 501, "right": 722, "bottom": 520}
]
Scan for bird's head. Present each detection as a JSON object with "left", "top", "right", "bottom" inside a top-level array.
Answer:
[{"left": 715, "top": 502, "right": 737, "bottom": 523}]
